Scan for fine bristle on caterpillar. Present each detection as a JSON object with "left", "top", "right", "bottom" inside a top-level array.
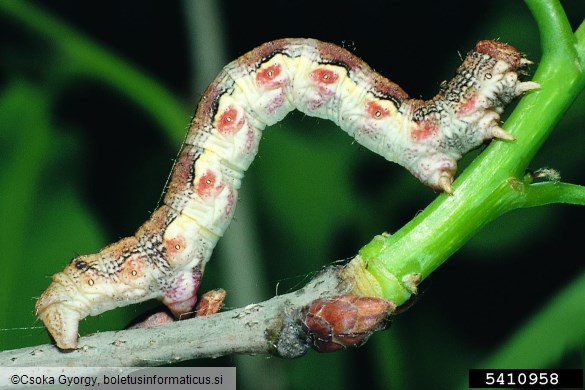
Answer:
[{"left": 35, "top": 38, "right": 538, "bottom": 349}]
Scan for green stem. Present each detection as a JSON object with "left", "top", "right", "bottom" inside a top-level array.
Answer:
[
  {"left": 576, "top": 20, "right": 585, "bottom": 56},
  {"left": 353, "top": 0, "right": 585, "bottom": 305},
  {"left": 524, "top": 0, "right": 578, "bottom": 61},
  {"left": 516, "top": 181, "right": 585, "bottom": 208},
  {"left": 0, "top": 1, "right": 188, "bottom": 144}
]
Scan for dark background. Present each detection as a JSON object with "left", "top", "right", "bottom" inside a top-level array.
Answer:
[{"left": 1, "top": 1, "right": 584, "bottom": 389}]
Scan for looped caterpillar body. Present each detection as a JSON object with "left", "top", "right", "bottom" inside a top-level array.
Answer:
[{"left": 36, "top": 38, "right": 538, "bottom": 349}]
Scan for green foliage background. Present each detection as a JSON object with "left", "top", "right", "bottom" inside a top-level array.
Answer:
[{"left": 0, "top": 1, "right": 583, "bottom": 389}]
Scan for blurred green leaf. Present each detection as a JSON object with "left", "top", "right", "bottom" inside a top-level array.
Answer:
[
  {"left": 484, "top": 271, "right": 585, "bottom": 368},
  {"left": 0, "top": 82, "right": 52, "bottom": 348},
  {"left": 455, "top": 270, "right": 585, "bottom": 389},
  {"left": 255, "top": 119, "right": 357, "bottom": 262},
  {"left": 0, "top": 82, "right": 134, "bottom": 349}
]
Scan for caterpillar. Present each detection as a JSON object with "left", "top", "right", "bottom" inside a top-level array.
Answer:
[{"left": 35, "top": 38, "right": 538, "bottom": 349}]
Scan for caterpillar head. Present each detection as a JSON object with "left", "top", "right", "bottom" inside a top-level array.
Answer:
[
  {"left": 35, "top": 238, "right": 159, "bottom": 349},
  {"left": 403, "top": 40, "right": 539, "bottom": 193},
  {"left": 35, "top": 272, "right": 86, "bottom": 349}
]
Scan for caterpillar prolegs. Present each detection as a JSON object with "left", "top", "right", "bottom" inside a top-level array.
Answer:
[{"left": 36, "top": 38, "right": 538, "bottom": 349}]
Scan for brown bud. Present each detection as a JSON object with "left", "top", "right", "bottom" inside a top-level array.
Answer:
[{"left": 301, "top": 295, "right": 395, "bottom": 352}]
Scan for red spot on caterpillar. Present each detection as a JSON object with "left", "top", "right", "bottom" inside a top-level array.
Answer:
[
  {"left": 256, "top": 63, "right": 282, "bottom": 87},
  {"left": 80, "top": 271, "right": 97, "bottom": 287},
  {"left": 195, "top": 170, "right": 224, "bottom": 197},
  {"left": 165, "top": 236, "right": 186, "bottom": 255},
  {"left": 412, "top": 120, "right": 439, "bottom": 140},
  {"left": 121, "top": 256, "right": 145, "bottom": 282},
  {"left": 311, "top": 68, "right": 338, "bottom": 85},
  {"left": 457, "top": 95, "right": 478, "bottom": 116},
  {"left": 366, "top": 101, "right": 389, "bottom": 119},
  {"left": 217, "top": 106, "right": 244, "bottom": 134}
]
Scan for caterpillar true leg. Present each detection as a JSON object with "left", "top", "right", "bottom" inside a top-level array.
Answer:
[{"left": 36, "top": 38, "right": 538, "bottom": 349}]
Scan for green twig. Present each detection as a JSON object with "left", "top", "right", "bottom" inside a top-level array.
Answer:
[
  {"left": 518, "top": 181, "right": 585, "bottom": 208},
  {"left": 350, "top": 0, "right": 585, "bottom": 305},
  {"left": 576, "top": 20, "right": 585, "bottom": 58},
  {"left": 524, "top": 0, "right": 578, "bottom": 62}
]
